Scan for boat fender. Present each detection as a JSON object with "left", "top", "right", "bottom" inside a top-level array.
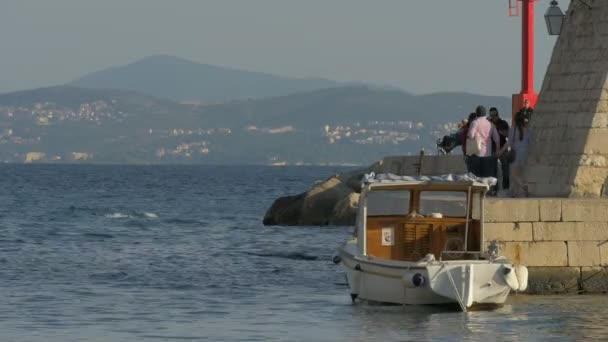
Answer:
[
  {"left": 502, "top": 266, "right": 520, "bottom": 291},
  {"left": 332, "top": 255, "right": 342, "bottom": 264},
  {"left": 350, "top": 270, "right": 361, "bottom": 299},
  {"left": 515, "top": 265, "right": 528, "bottom": 292},
  {"left": 403, "top": 273, "right": 426, "bottom": 288},
  {"left": 413, "top": 273, "right": 426, "bottom": 287}
]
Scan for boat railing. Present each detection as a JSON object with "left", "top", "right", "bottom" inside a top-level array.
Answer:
[{"left": 440, "top": 250, "right": 485, "bottom": 261}]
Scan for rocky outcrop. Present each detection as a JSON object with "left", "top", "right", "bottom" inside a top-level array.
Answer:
[
  {"left": 263, "top": 173, "right": 363, "bottom": 226},
  {"left": 330, "top": 192, "right": 360, "bottom": 226},
  {"left": 263, "top": 155, "right": 466, "bottom": 226},
  {"left": 262, "top": 192, "right": 306, "bottom": 226},
  {"left": 299, "top": 176, "right": 354, "bottom": 225},
  {"left": 263, "top": 162, "right": 376, "bottom": 226}
]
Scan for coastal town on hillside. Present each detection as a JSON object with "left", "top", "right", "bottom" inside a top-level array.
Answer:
[{"left": 0, "top": 101, "right": 457, "bottom": 164}]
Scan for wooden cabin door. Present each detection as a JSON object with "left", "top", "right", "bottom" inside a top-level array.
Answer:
[{"left": 402, "top": 223, "right": 431, "bottom": 261}]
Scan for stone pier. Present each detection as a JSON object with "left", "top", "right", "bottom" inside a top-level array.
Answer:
[
  {"left": 484, "top": 198, "right": 608, "bottom": 294},
  {"left": 524, "top": 0, "right": 608, "bottom": 197},
  {"left": 367, "top": 156, "right": 608, "bottom": 294}
]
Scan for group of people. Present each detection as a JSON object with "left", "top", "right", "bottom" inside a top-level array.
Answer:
[{"left": 458, "top": 100, "right": 533, "bottom": 197}]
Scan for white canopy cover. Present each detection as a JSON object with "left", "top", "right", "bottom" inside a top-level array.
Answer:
[{"left": 362, "top": 173, "right": 497, "bottom": 189}]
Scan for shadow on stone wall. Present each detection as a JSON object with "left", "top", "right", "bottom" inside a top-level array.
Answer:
[{"left": 524, "top": 1, "right": 608, "bottom": 197}]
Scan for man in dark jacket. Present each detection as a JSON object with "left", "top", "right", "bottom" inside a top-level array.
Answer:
[
  {"left": 489, "top": 108, "right": 508, "bottom": 149},
  {"left": 489, "top": 107, "right": 510, "bottom": 190},
  {"left": 517, "top": 99, "right": 534, "bottom": 122}
]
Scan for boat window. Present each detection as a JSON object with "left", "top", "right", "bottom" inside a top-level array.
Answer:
[
  {"left": 419, "top": 191, "right": 468, "bottom": 218},
  {"left": 366, "top": 190, "right": 411, "bottom": 216}
]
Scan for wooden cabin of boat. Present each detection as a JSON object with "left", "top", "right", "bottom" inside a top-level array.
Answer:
[{"left": 356, "top": 178, "right": 489, "bottom": 262}]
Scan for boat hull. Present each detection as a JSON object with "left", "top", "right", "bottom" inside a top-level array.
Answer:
[{"left": 338, "top": 242, "right": 517, "bottom": 308}]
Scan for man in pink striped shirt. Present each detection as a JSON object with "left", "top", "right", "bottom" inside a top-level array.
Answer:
[{"left": 467, "top": 106, "right": 500, "bottom": 177}]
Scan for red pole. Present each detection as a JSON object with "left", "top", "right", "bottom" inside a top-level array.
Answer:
[
  {"left": 512, "top": 0, "right": 538, "bottom": 119},
  {"left": 522, "top": 0, "right": 535, "bottom": 94}
]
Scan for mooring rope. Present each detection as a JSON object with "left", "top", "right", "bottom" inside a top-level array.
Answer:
[{"left": 444, "top": 263, "right": 468, "bottom": 312}]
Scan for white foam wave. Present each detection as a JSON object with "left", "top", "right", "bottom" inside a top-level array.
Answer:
[
  {"left": 143, "top": 212, "right": 159, "bottom": 219},
  {"left": 104, "top": 211, "right": 158, "bottom": 219},
  {"left": 105, "top": 212, "right": 130, "bottom": 219}
]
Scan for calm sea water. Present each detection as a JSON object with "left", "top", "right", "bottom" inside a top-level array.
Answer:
[{"left": 1, "top": 164, "right": 607, "bottom": 342}]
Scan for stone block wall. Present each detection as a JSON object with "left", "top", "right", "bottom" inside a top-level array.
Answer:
[
  {"left": 524, "top": 0, "right": 608, "bottom": 197},
  {"left": 484, "top": 198, "right": 608, "bottom": 293}
]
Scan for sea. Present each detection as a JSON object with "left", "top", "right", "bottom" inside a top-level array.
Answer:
[{"left": 1, "top": 164, "right": 607, "bottom": 342}]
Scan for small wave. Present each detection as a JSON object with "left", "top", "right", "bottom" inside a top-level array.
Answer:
[
  {"left": 123, "top": 220, "right": 148, "bottom": 229},
  {"left": 105, "top": 212, "right": 130, "bottom": 219},
  {"left": 104, "top": 211, "right": 159, "bottom": 219},
  {"left": 68, "top": 206, "right": 97, "bottom": 215},
  {"left": 68, "top": 206, "right": 158, "bottom": 219},
  {"left": 165, "top": 218, "right": 204, "bottom": 225},
  {"left": 140, "top": 336, "right": 201, "bottom": 341},
  {"left": 0, "top": 239, "right": 26, "bottom": 244},
  {"left": 89, "top": 271, "right": 128, "bottom": 280},
  {"left": 83, "top": 233, "right": 114, "bottom": 239},
  {"left": 171, "top": 284, "right": 198, "bottom": 291},
  {"left": 245, "top": 251, "right": 318, "bottom": 261}
]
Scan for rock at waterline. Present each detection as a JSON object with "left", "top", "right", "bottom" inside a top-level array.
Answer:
[
  {"left": 263, "top": 173, "right": 362, "bottom": 226},
  {"left": 330, "top": 192, "right": 360, "bottom": 226},
  {"left": 299, "top": 176, "right": 353, "bottom": 225},
  {"left": 262, "top": 192, "right": 306, "bottom": 226},
  {"left": 262, "top": 161, "right": 380, "bottom": 226}
]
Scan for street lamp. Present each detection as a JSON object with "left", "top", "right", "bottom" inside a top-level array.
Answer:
[{"left": 545, "top": 0, "right": 566, "bottom": 36}]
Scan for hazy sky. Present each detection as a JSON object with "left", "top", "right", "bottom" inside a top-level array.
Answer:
[{"left": 0, "top": 0, "right": 569, "bottom": 96}]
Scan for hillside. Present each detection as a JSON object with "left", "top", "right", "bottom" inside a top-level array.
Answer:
[
  {"left": 69, "top": 55, "right": 339, "bottom": 103},
  {"left": 0, "top": 85, "right": 511, "bottom": 165},
  {"left": 199, "top": 87, "right": 511, "bottom": 128}
]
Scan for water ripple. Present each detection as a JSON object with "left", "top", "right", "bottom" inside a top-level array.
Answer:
[{"left": 0, "top": 165, "right": 604, "bottom": 341}]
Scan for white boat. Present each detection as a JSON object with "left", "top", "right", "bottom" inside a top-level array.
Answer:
[{"left": 334, "top": 173, "right": 528, "bottom": 311}]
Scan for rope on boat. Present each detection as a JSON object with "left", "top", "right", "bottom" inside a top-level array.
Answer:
[{"left": 444, "top": 264, "right": 467, "bottom": 312}]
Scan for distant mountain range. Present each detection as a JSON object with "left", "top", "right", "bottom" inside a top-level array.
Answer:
[
  {"left": 0, "top": 84, "right": 511, "bottom": 165},
  {"left": 69, "top": 55, "right": 339, "bottom": 103},
  {"left": 0, "top": 55, "right": 512, "bottom": 164}
]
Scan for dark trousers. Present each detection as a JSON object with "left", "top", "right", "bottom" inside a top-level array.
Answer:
[
  {"left": 470, "top": 155, "right": 497, "bottom": 178},
  {"left": 465, "top": 156, "right": 473, "bottom": 174},
  {"left": 500, "top": 158, "right": 510, "bottom": 189}
]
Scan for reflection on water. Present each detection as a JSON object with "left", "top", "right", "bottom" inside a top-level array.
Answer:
[
  {"left": 338, "top": 295, "right": 608, "bottom": 341},
  {"left": 347, "top": 295, "right": 608, "bottom": 341}
]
